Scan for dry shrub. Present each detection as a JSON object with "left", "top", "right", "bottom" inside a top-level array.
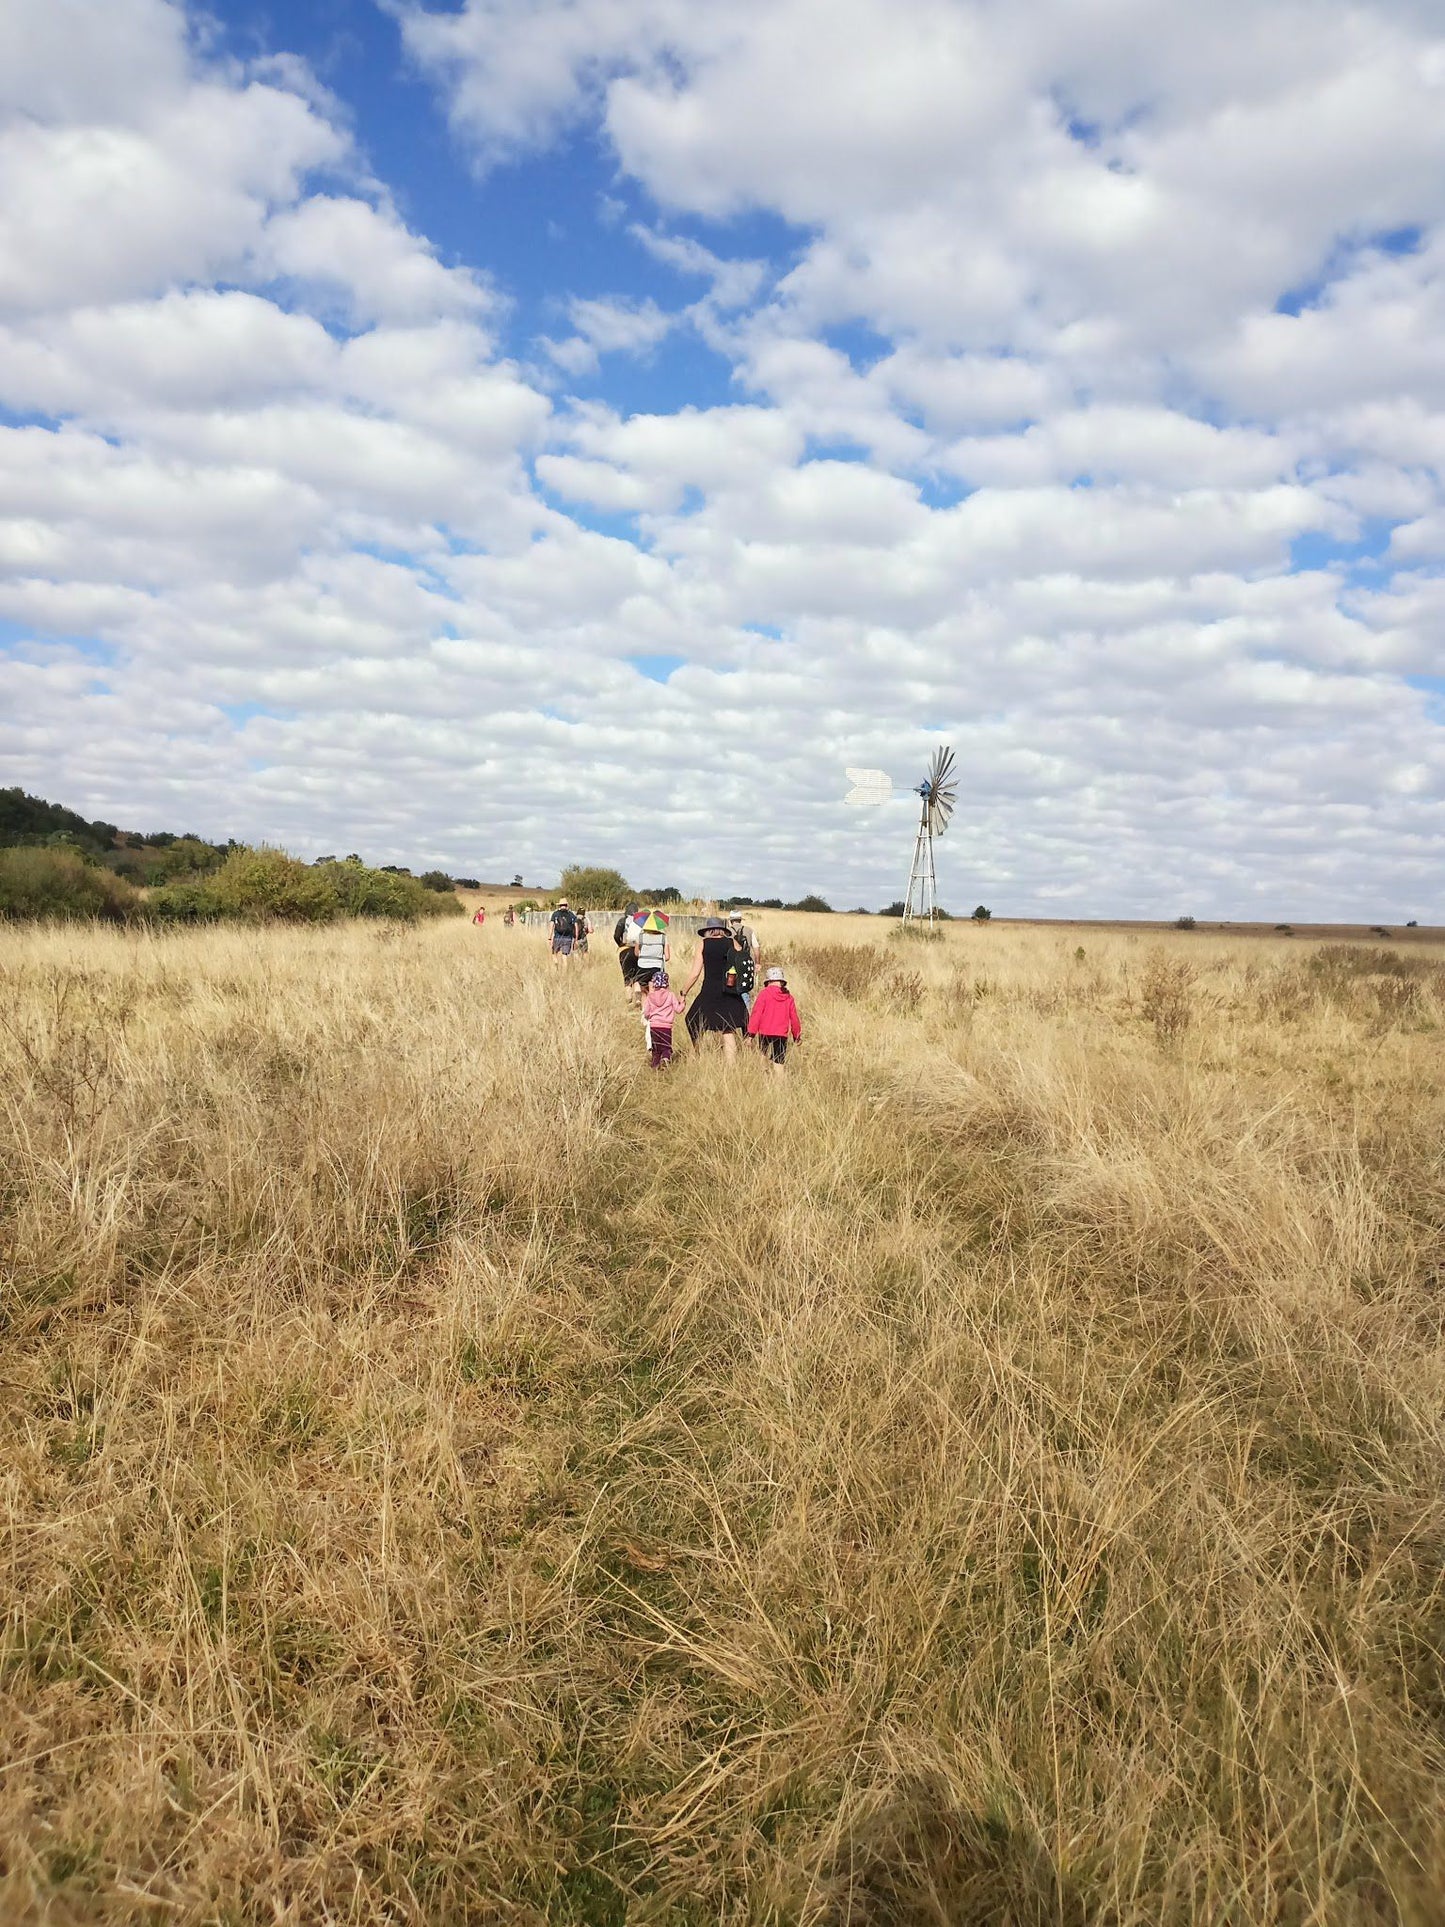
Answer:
[
  {"left": 1262, "top": 943, "right": 1445, "bottom": 1031},
  {"left": 1139, "top": 946, "right": 1194, "bottom": 1045},
  {"left": 793, "top": 944, "right": 925, "bottom": 1015},
  {"left": 2, "top": 915, "right": 1444, "bottom": 1924},
  {"left": 882, "top": 966, "right": 926, "bottom": 1015},
  {"left": 796, "top": 943, "right": 888, "bottom": 999}
]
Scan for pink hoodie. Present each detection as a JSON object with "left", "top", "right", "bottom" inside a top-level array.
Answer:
[
  {"left": 747, "top": 983, "right": 801, "bottom": 1040},
  {"left": 642, "top": 985, "right": 684, "bottom": 1029}
]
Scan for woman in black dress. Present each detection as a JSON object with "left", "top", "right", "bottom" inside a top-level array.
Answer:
[{"left": 681, "top": 915, "right": 749, "bottom": 1057}]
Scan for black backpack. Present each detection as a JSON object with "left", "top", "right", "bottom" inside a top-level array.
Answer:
[
  {"left": 734, "top": 934, "right": 756, "bottom": 994},
  {"left": 613, "top": 913, "right": 630, "bottom": 947},
  {"left": 553, "top": 907, "right": 576, "bottom": 938}
]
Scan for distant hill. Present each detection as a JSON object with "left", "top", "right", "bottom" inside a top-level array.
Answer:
[
  {"left": 1, "top": 785, "right": 139, "bottom": 854},
  {"left": 0, "top": 785, "right": 232, "bottom": 885},
  {"left": 0, "top": 787, "right": 478, "bottom": 890}
]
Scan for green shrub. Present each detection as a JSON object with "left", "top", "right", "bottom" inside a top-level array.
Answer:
[
  {"left": 0, "top": 847, "right": 141, "bottom": 922},
  {"left": 418, "top": 870, "right": 455, "bottom": 893},
  {"left": 558, "top": 863, "right": 631, "bottom": 904},
  {"left": 313, "top": 860, "right": 462, "bottom": 921},
  {"left": 144, "top": 881, "right": 223, "bottom": 923},
  {"left": 205, "top": 849, "right": 465, "bottom": 924},
  {"left": 210, "top": 848, "right": 341, "bottom": 923}
]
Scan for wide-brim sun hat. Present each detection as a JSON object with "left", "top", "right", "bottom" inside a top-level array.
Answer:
[{"left": 701, "top": 915, "right": 727, "bottom": 932}]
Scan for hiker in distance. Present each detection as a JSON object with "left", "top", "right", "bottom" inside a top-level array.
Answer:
[
  {"left": 549, "top": 896, "right": 578, "bottom": 965},
  {"left": 681, "top": 914, "right": 750, "bottom": 1058}
]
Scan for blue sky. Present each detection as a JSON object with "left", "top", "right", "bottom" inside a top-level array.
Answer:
[{"left": 1, "top": 0, "right": 1443, "bottom": 914}]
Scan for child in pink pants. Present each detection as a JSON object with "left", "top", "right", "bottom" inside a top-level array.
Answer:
[{"left": 641, "top": 972, "right": 685, "bottom": 1068}]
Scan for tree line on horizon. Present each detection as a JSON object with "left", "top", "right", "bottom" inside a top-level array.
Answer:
[
  {"left": 0, "top": 787, "right": 467, "bottom": 926},
  {"left": 548, "top": 863, "right": 988, "bottom": 921},
  {"left": 0, "top": 790, "right": 993, "bottom": 925}
]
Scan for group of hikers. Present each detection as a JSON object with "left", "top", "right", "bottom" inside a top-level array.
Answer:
[{"left": 545, "top": 898, "right": 802, "bottom": 1073}]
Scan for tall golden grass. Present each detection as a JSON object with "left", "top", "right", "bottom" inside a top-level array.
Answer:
[{"left": 2, "top": 913, "right": 1443, "bottom": 1923}]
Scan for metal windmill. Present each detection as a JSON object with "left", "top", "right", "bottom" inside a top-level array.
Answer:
[{"left": 844, "top": 746, "right": 958, "bottom": 927}]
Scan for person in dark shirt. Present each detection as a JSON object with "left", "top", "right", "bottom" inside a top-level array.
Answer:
[{"left": 550, "top": 897, "right": 577, "bottom": 965}]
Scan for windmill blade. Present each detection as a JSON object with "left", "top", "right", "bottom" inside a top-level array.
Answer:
[
  {"left": 844, "top": 765, "right": 893, "bottom": 806},
  {"left": 925, "top": 745, "right": 957, "bottom": 835}
]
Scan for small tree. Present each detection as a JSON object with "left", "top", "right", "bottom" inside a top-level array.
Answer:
[
  {"left": 557, "top": 863, "right": 630, "bottom": 904},
  {"left": 971, "top": 904, "right": 992, "bottom": 921},
  {"left": 791, "top": 894, "right": 833, "bottom": 914},
  {"left": 418, "top": 870, "right": 455, "bottom": 893},
  {"left": 880, "top": 900, "right": 905, "bottom": 917}
]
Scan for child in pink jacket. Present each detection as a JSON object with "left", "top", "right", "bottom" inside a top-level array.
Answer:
[
  {"left": 746, "top": 966, "right": 802, "bottom": 1073},
  {"left": 641, "top": 971, "right": 685, "bottom": 1068}
]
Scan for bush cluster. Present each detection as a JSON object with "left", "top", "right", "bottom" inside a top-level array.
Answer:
[
  {"left": 0, "top": 847, "right": 141, "bottom": 923},
  {"left": 0, "top": 845, "right": 463, "bottom": 926}
]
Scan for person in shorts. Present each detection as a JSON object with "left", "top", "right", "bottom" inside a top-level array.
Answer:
[
  {"left": 549, "top": 897, "right": 576, "bottom": 963},
  {"left": 746, "top": 965, "right": 801, "bottom": 1073}
]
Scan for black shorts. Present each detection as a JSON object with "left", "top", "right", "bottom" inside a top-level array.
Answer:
[
  {"left": 635, "top": 966, "right": 660, "bottom": 991},
  {"left": 619, "top": 950, "right": 639, "bottom": 983},
  {"left": 757, "top": 1036, "right": 789, "bottom": 1064}
]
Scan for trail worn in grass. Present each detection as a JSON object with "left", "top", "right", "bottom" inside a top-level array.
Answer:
[{"left": 1, "top": 915, "right": 1443, "bottom": 1923}]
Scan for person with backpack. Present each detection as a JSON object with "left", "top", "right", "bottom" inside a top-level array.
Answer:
[
  {"left": 574, "top": 907, "right": 590, "bottom": 956},
  {"left": 681, "top": 915, "right": 750, "bottom": 1057},
  {"left": 614, "top": 903, "right": 641, "bottom": 996},
  {"left": 549, "top": 896, "right": 577, "bottom": 964},
  {"left": 747, "top": 966, "right": 802, "bottom": 1073},
  {"left": 633, "top": 913, "right": 671, "bottom": 994},
  {"left": 726, "top": 909, "right": 761, "bottom": 1008}
]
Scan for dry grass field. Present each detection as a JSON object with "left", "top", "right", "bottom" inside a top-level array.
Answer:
[{"left": 2, "top": 911, "right": 1443, "bottom": 1924}]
